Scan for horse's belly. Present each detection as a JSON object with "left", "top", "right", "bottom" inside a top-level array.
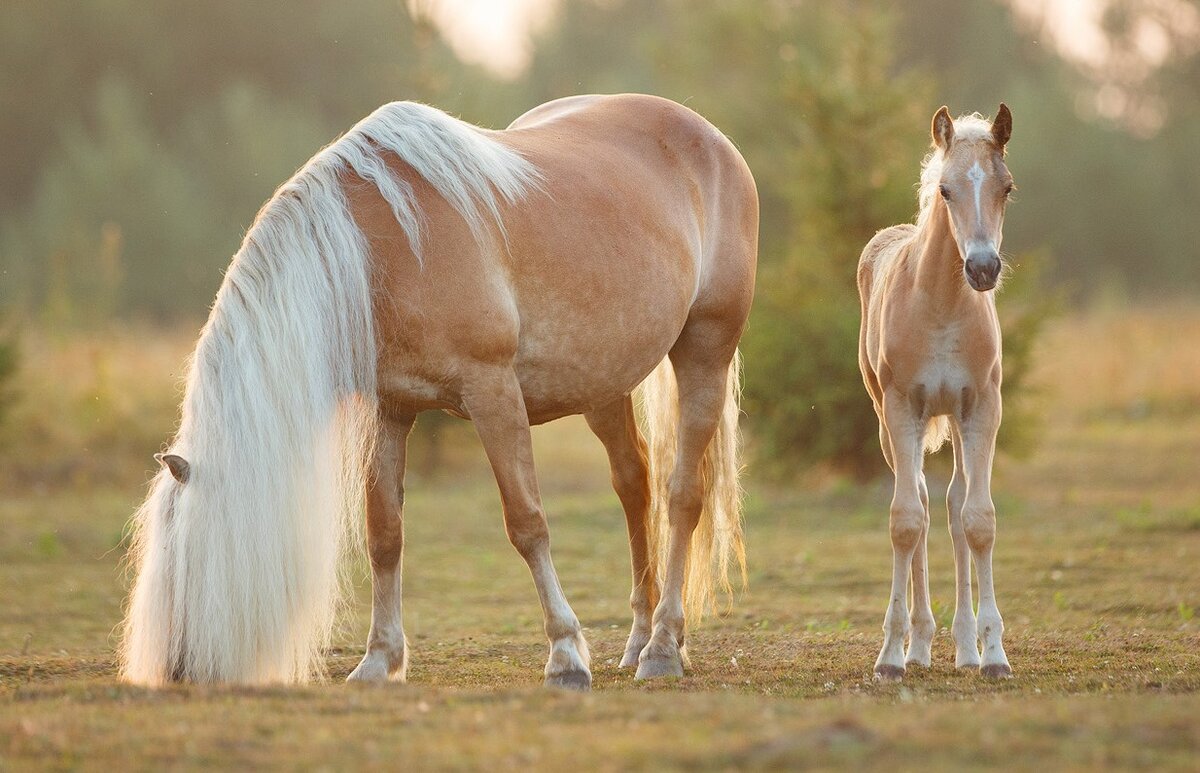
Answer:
[{"left": 514, "top": 298, "right": 690, "bottom": 424}]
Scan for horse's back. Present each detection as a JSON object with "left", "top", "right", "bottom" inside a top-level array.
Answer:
[
  {"left": 858, "top": 224, "right": 915, "bottom": 308},
  {"left": 363, "top": 95, "right": 757, "bottom": 423},
  {"left": 858, "top": 224, "right": 916, "bottom": 406},
  {"left": 496, "top": 95, "right": 756, "bottom": 417}
]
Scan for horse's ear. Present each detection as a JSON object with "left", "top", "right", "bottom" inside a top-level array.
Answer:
[
  {"left": 992, "top": 103, "right": 1013, "bottom": 148},
  {"left": 155, "top": 453, "right": 191, "bottom": 484},
  {"left": 931, "top": 106, "right": 954, "bottom": 151}
]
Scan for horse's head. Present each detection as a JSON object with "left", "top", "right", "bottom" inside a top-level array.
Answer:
[{"left": 930, "top": 104, "right": 1014, "bottom": 292}]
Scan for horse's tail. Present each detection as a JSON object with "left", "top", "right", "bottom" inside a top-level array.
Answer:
[
  {"left": 638, "top": 351, "right": 746, "bottom": 623},
  {"left": 121, "top": 102, "right": 539, "bottom": 685},
  {"left": 923, "top": 415, "right": 952, "bottom": 454}
]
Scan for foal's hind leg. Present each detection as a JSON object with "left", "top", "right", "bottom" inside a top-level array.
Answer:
[
  {"left": 636, "top": 327, "right": 737, "bottom": 680},
  {"left": 585, "top": 396, "right": 658, "bottom": 668},
  {"left": 464, "top": 365, "right": 591, "bottom": 690},
  {"left": 348, "top": 412, "right": 416, "bottom": 683}
]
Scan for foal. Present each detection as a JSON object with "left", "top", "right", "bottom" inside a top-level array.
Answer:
[{"left": 857, "top": 104, "right": 1016, "bottom": 680}]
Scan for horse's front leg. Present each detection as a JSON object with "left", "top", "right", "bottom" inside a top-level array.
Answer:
[
  {"left": 464, "top": 366, "right": 591, "bottom": 690},
  {"left": 906, "top": 473, "right": 936, "bottom": 668},
  {"left": 348, "top": 412, "right": 416, "bottom": 682},
  {"left": 584, "top": 396, "right": 658, "bottom": 668},
  {"left": 875, "top": 392, "right": 926, "bottom": 681},
  {"left": 959, "top": 392, "right": 1013, "bottom": 677},
  {"left": 948, "top": 428, "right": 981, "bottom": 669}
]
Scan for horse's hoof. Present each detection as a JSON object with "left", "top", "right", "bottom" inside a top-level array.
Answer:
[
  {"left": 955, "top": 660, "right": 981, "bottom": 672},
  {"left": 635, "top": 655, "right": 684, "bottom": 680},
  {"left": 904, "top": 659, "right": 931, "bottom": 670},
  {"left": 873, "top": 664, "right": 905, "bottom": 682},
  {"left": 346, "top": 659, "right": 388, "bottom": 683},
  {"left": 545, "top": 668, "right": 592, "bottom": 691},
  {"left": 980, "top": 663, "right": 1013, "bottom": 679},
  {"left": 619, "top": 631, "right": 651, "bottom": 668}
]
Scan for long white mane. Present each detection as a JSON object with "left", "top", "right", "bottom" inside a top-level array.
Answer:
[{"left": 122, "top": 102, "right": 539, "bottom": 684}]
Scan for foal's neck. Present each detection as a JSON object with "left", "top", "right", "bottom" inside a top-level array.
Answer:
[{"left": 913, "top": 198, "right": 978, "bottom": 309}]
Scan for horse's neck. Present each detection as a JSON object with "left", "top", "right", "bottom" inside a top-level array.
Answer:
[{"left": 912, "top": 200, "right": 976, "bottom": 310}]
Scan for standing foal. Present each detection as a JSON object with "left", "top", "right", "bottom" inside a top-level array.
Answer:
[{"left": 857, "top": 104, "right": 1016, "bottom": 680}]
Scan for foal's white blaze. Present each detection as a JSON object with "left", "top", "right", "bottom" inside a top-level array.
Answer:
[
  {"left": 965, "top": 238, "right": 997, "bottom": 257},
  {"left": 966, "top": 160, "right": 987, "bottom": 222}
]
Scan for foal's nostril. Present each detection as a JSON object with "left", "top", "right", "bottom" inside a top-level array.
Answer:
[{"left": 965, "top": 252, "right": 1001, "bottom": 289}]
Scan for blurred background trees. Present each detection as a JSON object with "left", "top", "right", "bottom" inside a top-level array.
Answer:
[{"left": 1, "top": 0, "right": 1195, "bottom": 476}]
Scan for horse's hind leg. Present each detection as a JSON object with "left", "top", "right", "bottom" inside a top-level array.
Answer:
[
  {"left": 348, "top": 411, "right": 416, "bottom": 682},
  {"left": 636, "top": 322, "right": 739, "bottom": 680},
  {"left": 464, "top": 365, "right": 591, "bottom": 690},
  {"left": 585, "top": 395, "right": 658, "bottom": 668}
]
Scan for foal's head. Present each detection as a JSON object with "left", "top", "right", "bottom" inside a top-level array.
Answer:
[{"left": 929, "top": 104, "right": 1014, "bottom": 292}]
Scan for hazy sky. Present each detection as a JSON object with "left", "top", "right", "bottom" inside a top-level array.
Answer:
[
  {"left": 422, "top": 0, "right": 1184, "bottom": 78},
  {"left": 414, "top": 0, "right": 552, "bottom": 77}
]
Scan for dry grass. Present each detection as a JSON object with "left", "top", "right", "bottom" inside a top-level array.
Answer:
[{"left": 1, "top": 307, "right": 1199, "bottom": 770}]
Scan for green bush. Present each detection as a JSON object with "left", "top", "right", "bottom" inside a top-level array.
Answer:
[{"left": 0, "top": 322, "right": 17, "bottom": 434}]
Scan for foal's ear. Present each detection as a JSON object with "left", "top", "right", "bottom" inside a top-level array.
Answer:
[
  {"left": 992, "top": 103, "right": 1013, "bottom": 148},
  {"left": 155, "top": 453, "right": 191, "bottom": 484},
  {"left": 931, "top": 106, "right": 954, "bottom": 150}
]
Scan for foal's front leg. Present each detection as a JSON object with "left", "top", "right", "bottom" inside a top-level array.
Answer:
[
  {"left": 959, "top": 395, "right": 1013, "bottom": 677},
  {"left": 948, "top": 429, "right": 981, "bottom": 669},
  {"left": 905, "top": 474, "right": 936, "bottom": 668},
  {"left": 464, "top": 366, "right": 591, "bottom": 690},
  {"left": 875, "top": 393, "right": 926, "bottom": 680},
  {"left": 348, "top": 412, "right": 416, "bottom": 682}
]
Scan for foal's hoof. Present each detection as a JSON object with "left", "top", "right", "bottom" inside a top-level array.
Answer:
[
  {"left": 873, "top": 664, "right": 905, "bottom": 682},
  {"left": 980, "top": 663, "right": 1014, "bottom": 679},
  {"left": 635, "top": 655, "right": 684, "bottom": 680},
  {"left": 545, "top": 668, "right": 592, "bottom": 691}
]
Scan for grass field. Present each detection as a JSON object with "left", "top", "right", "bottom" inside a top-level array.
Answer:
[{"left": 1, "top": 307, "right": 1199, "bottom": 770}]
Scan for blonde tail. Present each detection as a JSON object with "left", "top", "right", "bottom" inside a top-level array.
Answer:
[
  {"left": 637, "top": 351, "right": 747, "bottom": 622},
  {"left": 924, "top": 415, "right": 951, "bottom": 454}
]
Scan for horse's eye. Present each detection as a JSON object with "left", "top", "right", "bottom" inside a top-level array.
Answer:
[
  {"left": 939, "top": 184, "right": 951, "bottom": 201},
  {"left": 1003, "top": 183, "right": 1015, "bottom": 198}
]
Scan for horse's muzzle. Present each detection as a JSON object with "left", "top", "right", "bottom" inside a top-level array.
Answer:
[{"left": 964, "top": 252, "right": 1001, "bottom": 292}]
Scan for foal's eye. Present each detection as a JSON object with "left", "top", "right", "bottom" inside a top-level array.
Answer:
[
  {"left": 939, "top": 184, "right": 951, "bottom": 201},
  {"left": 1003, "top": 183, "right": 1015, "bottom": 198}
]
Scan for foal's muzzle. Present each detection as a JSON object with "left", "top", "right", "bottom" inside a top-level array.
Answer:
[{"left": 964, "top": 251, "right": 1001, "bottom": 292}]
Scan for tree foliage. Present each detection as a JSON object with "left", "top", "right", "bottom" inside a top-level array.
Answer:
[{"left": 3, "top": 0, "right": 1194, "bottom": 472}]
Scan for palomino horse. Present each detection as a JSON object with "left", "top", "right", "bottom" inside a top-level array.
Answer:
[
  {"left": 858, "top": 104, "right": 1015, "bottom": 680},
  {"left": 121, "top": 94, "right": 757, "bottom": 690}
]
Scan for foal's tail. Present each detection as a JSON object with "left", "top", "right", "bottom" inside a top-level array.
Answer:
[
  {"left": 924, "top": 415, "right": 952, "bottom": 454},
  {"left": 638, "top": 352, "right": 746, "bottom": 622}
]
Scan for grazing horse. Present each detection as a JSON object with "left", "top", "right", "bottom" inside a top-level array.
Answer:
[
  {"left": 857, "top": 104, "right": 1015, "bottom": 680},
  {"left": 121, "top": 94, "right": 757, "bottom": 690}
]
